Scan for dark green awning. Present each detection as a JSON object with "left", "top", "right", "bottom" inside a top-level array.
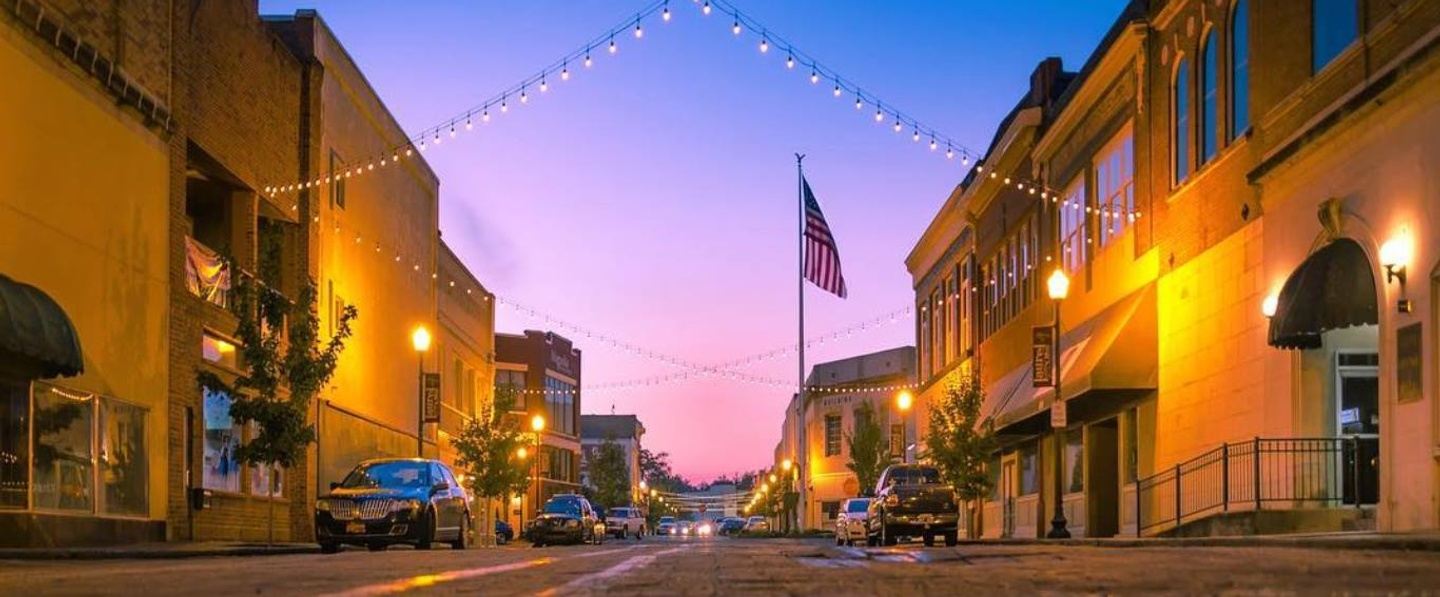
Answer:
[
  {"left": 1267, "top": 239, "right": 1378, "bottom": 350},
  {"left": 0, "top": 272, "right": 83, "bottom": 378}
]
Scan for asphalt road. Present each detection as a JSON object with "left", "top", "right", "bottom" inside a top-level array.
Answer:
[{"left": 3, "top": 536, "right": 1439, "bottom": 595}]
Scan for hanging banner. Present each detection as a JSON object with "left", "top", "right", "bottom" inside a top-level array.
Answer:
[
  {"left": 1032, "top": 326, "right": 1055, "bottom": 388},
  {"left": 422, "top": 373, "right": 442, "bottom": 423},
  {"left": 185, "top": 237, "right": 231, "bottom": 306}
]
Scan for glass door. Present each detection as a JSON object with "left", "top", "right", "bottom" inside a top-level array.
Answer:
[{"left": 1336, "top": 352, "right": 1379, "bottom": 506}]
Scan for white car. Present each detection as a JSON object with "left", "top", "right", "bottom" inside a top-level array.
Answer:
[
  {"left": 834, "top": 498, "right": 872, "bottom": 546},
  {"left": 745, "top": 516, "right": 770, "bottom": 533},
  {"left": 605, "top": 507, "right": 646, "bottom": 540}
]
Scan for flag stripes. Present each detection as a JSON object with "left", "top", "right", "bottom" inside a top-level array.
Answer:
[{"left": 802, "top": 176, "right": 847, "bottom": 298}]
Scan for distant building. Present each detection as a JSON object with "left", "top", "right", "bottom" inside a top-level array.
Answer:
[
  {"left": 775, "top": 346, "right": 916, "bottom": 531},
  {"left": 495, "top": 331, "right": 582, "bottom": 525},
  {"left": 579, "top": 414, "right": 645, "bottom": 505}
]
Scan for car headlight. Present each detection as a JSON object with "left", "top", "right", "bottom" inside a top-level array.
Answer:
[
  {"left": 315, "top": 499, "right": 330, "bottom": 512},
  {"left": 566, "top": 519, "right": 580, "bottom": 528},
  {"left": 391, "top": 499, "right": 422, "bottom": 513}
]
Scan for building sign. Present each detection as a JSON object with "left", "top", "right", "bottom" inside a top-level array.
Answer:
[
  {"left": 422, "top": 373, "right": 442, "bottom": 423},
  {"left": 1397, "top": 322, "right": 1422, "bottom": 404},
  {"left": 1032, "top": 326, "right": 1055, "bottom": 388}
]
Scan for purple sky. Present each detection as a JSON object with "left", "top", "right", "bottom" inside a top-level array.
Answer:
[{"left": 258, "top": 0, "right": 1128, "bottom": 483}]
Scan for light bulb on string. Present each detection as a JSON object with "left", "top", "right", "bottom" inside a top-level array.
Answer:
[
  {"left": 634, "top": 20, "right": 643, "bottom": 38},
  {"left": 520, "top": 88, "right": 528, "bottom": 104},
  {"left": 913, "top": 129, "right": 921, "bottom": 142},
  {"left": 662, "top": 6, "right": 671, "bottom": 21},
  {"left": 874, "top": 108, "right": 884, "bottom": 122},
  {"left": 609, "top": 37, "right": 617, "bottom": 54},
  {"left": 501, "top": 95, "right": 509, "bottom": 113},
  {"left": 482, "top": 108, "right": 491, "bottom": 122},
  {"left": 584, "top": 52, "right": 593, "bottom": 68},
  {"left": 732, "top": 20, "right": 741, "bottom": 35},
  {"left": 433, "top": 130, "right": 441, "bottom": 144},
  {"left": 449, "top": 123, "right": 456, "bottom": 138},
  {"left": 561, "top": 64, "right": 570, "bottom": 80},
  {"left": 759, "top": 37, "right": 769, "bottom": 53},
  {"left": 945, "top": 145, "right": 954, "bottom": 159},
  {"left": 702, "top": 1, "right": 711, "bottom": 15},
  {"left": 464, "top": 115, "right": 473, "bottom": 130},
  {"left": 893, "top": 119, "right": 902, "bottom": 132},
  {"left": 833, "top": 84, "right": 842, "bottom": 97},
  {"left": 854, "top": 95, "right": 863, "bottom": 110},
  {"left": 786, "top": 54, "right": 794, "bottom": 69},
  {"left": 810, "top": 70, "right": 819, "bottom": 84}
]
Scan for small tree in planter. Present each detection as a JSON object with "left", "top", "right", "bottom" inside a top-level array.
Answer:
[
  {"left": 453, "top": 386, "right": 532, "bottom": 547},
  {"left": 197, "top": 274, "right": 356, "bottom": 546},
  {"left": 923, "top": 374, "right": 996, "bottom": 538},
  {"left": 845, "top": 400, "right": 893, "bottom": 498}
]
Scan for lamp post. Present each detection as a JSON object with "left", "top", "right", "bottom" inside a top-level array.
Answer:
[
  {"left": 531, "top": 414, "right": 545, "bottom": 522},
  {"left": 895, "top": 390, "right": 914, "bottom": 463},
  {"left": 1045, "top": 268, "right": 1071, "bottom": 540},
  {"left": 411, "top": 326, "right": 432, "bottom": 457}
]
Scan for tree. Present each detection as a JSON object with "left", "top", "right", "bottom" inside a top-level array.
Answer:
[
  {"left": 586, "top": 438, "right": 631, "bottom": 511},
  {"left": 638, "top": 447, "right": 695, "bottom": 493},
  {"left": 452, "top": 386, "right": 532, "bottom": 547},
  {"left": 922, "top": 374, "right": 997, "bottom": 538},
  {"left": 845, "top": 400, "right": 893, "bottom": 497},
  {"left": 196, "top": 271, "right": 357, "bottom": 545}
]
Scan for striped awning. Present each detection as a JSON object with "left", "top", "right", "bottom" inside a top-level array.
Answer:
[{"left": 0, "top": 272, "right": 83, "bottom": 378}]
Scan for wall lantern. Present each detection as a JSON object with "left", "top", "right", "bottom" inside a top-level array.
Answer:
[
  {"left": 1379, "top": 229, "right": 1414, "bottom": 313},
  {"left": 1261, "top": 294, "right": 1279, "bottom": 318}
]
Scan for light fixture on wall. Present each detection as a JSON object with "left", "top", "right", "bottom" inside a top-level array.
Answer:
[
  {"left": 1261, "top": 294, "right": 1279, "bottom": 318},
  {"left": 1379, "top": 229, "right": 1414, "bottom": 313}
]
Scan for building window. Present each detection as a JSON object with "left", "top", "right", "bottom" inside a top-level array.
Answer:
[
  {"left": 959, "top": 261, "right": 972, "bottom": 356},
  {"left": 931, "top": 288, "right": 944, "bottom": 373},
  {"left": 1065, "top": 431, "right": 1084, "bottom": 494},
  {"left": 824, "top": 414, "right": 842, "bottom": 457},
  {"left": 1095, "top": 123, "right": 1135, "bottom": 248},
  {"left": 1312, "top": 0, "right": 1358, "bottom": 73},
  {"left": 495, "top": 370, "right": 527, "bottom": 410},
  {"left": 544, "top": 377, "right": 576, "bottom": 436},
  {"left": 1230, "top": 0, "right": 1251, "bottom": 139},
  {"left": 201, "top": 332, "right": 239, "bottom": 370},
  {"left": 0, "top": 381, "right": 28, "bottom": 509},
  {"left": 1060, "top": 177, "right": 1086, "bottom": 274},
  {"left": 1019, "top": 445, "right": 1038, "bottom": 496},
  {"left": 918, "top": 301, "right": 930, "bottom": 380},
  {"left": 202, "top": 387, "right": 242, "bottom": 493},
  {"left": 100, "top": 398, "right": 147, "bottom": 515},
  {"left": 821, "top": 500, "right": 841, "bottom": 521},
  {"left": 943, "top": 276, "right": 956, "bottom": 364},
  {"left": 329, "top": 150, "right": 346, "bottom": 209},
  {"left": 988, "top": 456, "right": 1002, "bottom": 501},
  {"left": 1173, "top": 57, "right": 1191, "bottom": 184},
  {"left": 31, "top": 385, "right": 94, "bottom": 512},
  {"left": 890, "top": 424, "right": 904, "bottom": 458},
  {"left": 1200, "top": 30, "right": 1219, "bottom": 164}
]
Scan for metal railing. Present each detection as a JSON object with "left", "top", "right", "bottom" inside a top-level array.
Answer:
[{"left": 1135, "top": 437, "right": 1376, "bottom": 536}]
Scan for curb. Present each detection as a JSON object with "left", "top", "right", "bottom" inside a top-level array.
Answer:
[
  {"left": 0, "top": 545, "right": 320, "bottom": 561},
  {"left": 944, "top": 534, "right": 1440, "bottom": 552}
]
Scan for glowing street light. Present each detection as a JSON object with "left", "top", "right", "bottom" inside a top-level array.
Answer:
[
  {"left": 1046, "top": 268, "right": 1070, "bottom": 539},
  {"left": 412, "top": 325, "right": 431, "bottom": 457},
  {"left": 782, "top": 458, "right": 793, "bottom": 472}
]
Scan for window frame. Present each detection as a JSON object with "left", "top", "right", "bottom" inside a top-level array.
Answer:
[
  {"left": 1059, "top": 176, "right": 1087, "bottom": 274},
  {"left": 1200, "top": 28, "right": 1219, "bottom": 165},
  {"left": 1173, "top": 55, "right": 1192, "bottom": 185},
  {"left": 1094, "top": 121, "right": 1136, "bottom": 248},
  {"left": 824, "top": 414, "right": 842, "bottom": 457},
  {"left": 1229, "top": 0, "right": 1251, "bottom": 140},
  {"left": 1311, "top": 0, "right": 1359, "bottom": 74}
]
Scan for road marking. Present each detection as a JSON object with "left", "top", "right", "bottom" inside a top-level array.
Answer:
[
  {"left": 535, "top": 546, "right": 687, "bottom": 596},
  {"left": 320, "top": 557, "right": 555, "bottom": 597}
]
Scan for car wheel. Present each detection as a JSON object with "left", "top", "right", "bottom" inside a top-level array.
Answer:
[
  {"left": 451, "top": 514, "right": 469, "bottom": 550},
  {"left": 836, "top": 532, "right": 844, "bottom": 546},
  {"left": 415, "top": 509, "right": 436, "bottom": 550},
  {"left": 923, "top": 533, "right": 935, "bottom": 547},
  {"left": 319, "top": 542, "right": 340, "bottom": 554},
  {"left": 635, "top": 526, "right": 644, "bottom": 540},
  {"left": 881, "top": 517, "right": 897, "bottom": 547},
  {"left": 944, "top": 531, "right": 959, "bottom": 547}
]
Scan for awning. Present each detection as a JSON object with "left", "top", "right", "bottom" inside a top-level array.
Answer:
[
  {"left": 1267, "top": 239, "right": 1378, "bottom": 350},
  {"left": 0, "top": 273, "right": 83, "bottom": 378},
  {"left": 984, "top": 284, "right": 1157, "bottom": 434}
]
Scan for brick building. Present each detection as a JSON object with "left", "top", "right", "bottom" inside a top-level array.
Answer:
[
  {"left": 495, "top": 330, "right": 583, "bottom": 526},
  {"left": 907, "top": 0, "right": 1440, "bottom": 538}
]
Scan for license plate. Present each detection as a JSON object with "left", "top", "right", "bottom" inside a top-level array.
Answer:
[{"left": 346, "top": 521, "right": 366, "bottom": 534}]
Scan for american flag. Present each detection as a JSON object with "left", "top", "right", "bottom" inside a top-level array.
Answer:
[{"left": 802, "top": 176, "right": 848, "bottom": 298}]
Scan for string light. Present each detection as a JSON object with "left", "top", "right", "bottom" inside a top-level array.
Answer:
[
  {"left": 786, "top": 54, "right": 795, "bottom": 69},
  {"left": 702, "top": 1, "right": 712, "bottom": 16},
  {"left": 661, "top": 6, "right": 671, "bottom": 22},
  {"left": 609, "top": 36, "right": 618, "bottom": 54},
  {"left": 732, "top": 20, "right": 741, "bottom": 35},
  {"left": 759, "top": 37, "right": 769, "bottom": 53},
  {"left": 634, "top": 20, "right": 644, "bottom": 38}
]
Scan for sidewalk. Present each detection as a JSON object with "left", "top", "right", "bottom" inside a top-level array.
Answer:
[
  {"left": 0, "top": 541, "right": 319, "bottom": 560},
  {"left": 952, "top": 531, "right": 1440, "bottom": 552}
]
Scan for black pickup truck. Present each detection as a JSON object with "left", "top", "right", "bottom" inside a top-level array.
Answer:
[{"left": 866, "top": 464, "right": 959, "bottom": 547}]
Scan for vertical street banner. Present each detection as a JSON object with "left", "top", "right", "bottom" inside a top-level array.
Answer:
[
  {"left": 1032, "top": 326, "right": 1054, "bottom": 388},
  {"left": 422, "top": 373, "right": 442, "bottom": 423}
]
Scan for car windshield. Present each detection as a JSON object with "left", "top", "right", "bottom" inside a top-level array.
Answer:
[
  {"left": 607, "top": 508, "right": 631, "bottom": 518},
  {"left": 659, "top": 517, "right": 675, "bottom": 524},
  {"left": 748, "top": 517, "right": 765, "bottom": 523},
  {"left": 890, "top": 467, "right": 941, "bottom": 485},
  {"left": 846, "top": 500, "right": 871, "bottom": 513},
  {"left": 543, "top": 499, "right": 581, "bottom": 516},
  {"left": 338, "top": 461, "right": 429, "bottom": 490}
]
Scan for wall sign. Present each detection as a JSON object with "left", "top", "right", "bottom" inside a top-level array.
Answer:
[
  {"left": 1396, "top": 322, "right": 1422, "bottom": 404},
  {"left": 1033, "top": 326, "right": 1055, "bottom": 388},
  {"left": 422, "top": 373, "right": 442, "bottom": 423}
]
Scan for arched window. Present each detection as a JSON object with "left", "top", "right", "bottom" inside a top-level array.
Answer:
[
  {"left": 1230, "top": 0, "right": 1251, "bottom": 139},
  {"left": 1200, "top": 30, "right": 1218, "bottom": 164},
  {"left": 1173, "top": 57, "right": 1190, "bottom": 185},
  {"left": 1313, "top": 0, "right": 1358, "bottom": 73}
]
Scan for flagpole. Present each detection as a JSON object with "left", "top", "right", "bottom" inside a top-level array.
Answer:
[{"left": 795, "top": 152, "right": 806, "bottom": 533}]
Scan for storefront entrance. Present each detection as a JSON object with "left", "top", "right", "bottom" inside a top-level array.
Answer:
[
  {"left": 1336, "top": 352, "right": 1380, "bottom": 505},
  {"left": 1085, "top": 418, "right": 1120, "bottom": 537}
]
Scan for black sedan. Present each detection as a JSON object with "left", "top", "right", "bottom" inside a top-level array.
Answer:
[
  {"left": 496, "top": 519, "right": 515, "bottom": 544},
  {"left": 530, "top": 494, "right": 604, "bottom": 547},
  {"left": 315, "top": 458, "right": 470, "bottom": 553}
]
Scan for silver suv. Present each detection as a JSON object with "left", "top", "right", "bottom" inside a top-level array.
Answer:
[{"left": 605, "top": 506, "right": 646, "bottom": 539}]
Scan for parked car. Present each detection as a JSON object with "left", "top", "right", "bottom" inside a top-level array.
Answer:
[
  {"left": 656, "top": 516, "right": 677, "bottom": 535},
  {"left": 315, "top": 458, "right": 471, "bottom": 553},
  {"left": 605, "top": 506, "right": 646, "bottom": 540},
  {"left": 744, "top": 516, "right": 770, "bottom": 533},
  {"left": 676, "top": 520, "right": 694, "bottom": 536},
  {"left": 834, "top": 497, "right": 872, "bottom": 546},
  {"left": 495, "top": 519, "right": 514, "bottom": 544},
  {"left": 866, "top": 464, "right": 958, "bottom": 547},
  {"left": 717, "top": 517, "right": 747, "bottom": 535},
  {"left": 531, "top": 494, "right": 605, "bottom": 547}
]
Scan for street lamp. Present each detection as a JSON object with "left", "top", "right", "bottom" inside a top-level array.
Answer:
[
  {"left": 530, "top": 414, "right": 545, "bottom": 523},
  {"left": 782, "top": 458, "right": 793, "bottom": 472},
  {"left": 1045, "top": 268, "right": 1071, "bottom": 540},
  {"left": 896, "top": 389, "right": 914, "bottom": 463},
  {"left": 411, "top": 325, "right": 432, "bottom": 457}
]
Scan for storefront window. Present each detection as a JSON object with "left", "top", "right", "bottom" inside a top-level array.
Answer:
[
  {"left": 100, "top": 398, "right": 147, "bottom": 516},
  {"left": 1065, "top": 431, "right": 1084, "bottom": 494},
  {"left": 246, "top": 422, "right": 283, "bottom": 498},
  {"left": 0, "top": 380, "right": 29, "bottom": 509},
  {"left": 1019, "top": 445, "right": 1038, "bottom": 495},
  {"left": 202, "top": 387, "right": 241, "bottom": 492},
  {"left": 32, "top": 384, "right": 94, "bottom": 512}
]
